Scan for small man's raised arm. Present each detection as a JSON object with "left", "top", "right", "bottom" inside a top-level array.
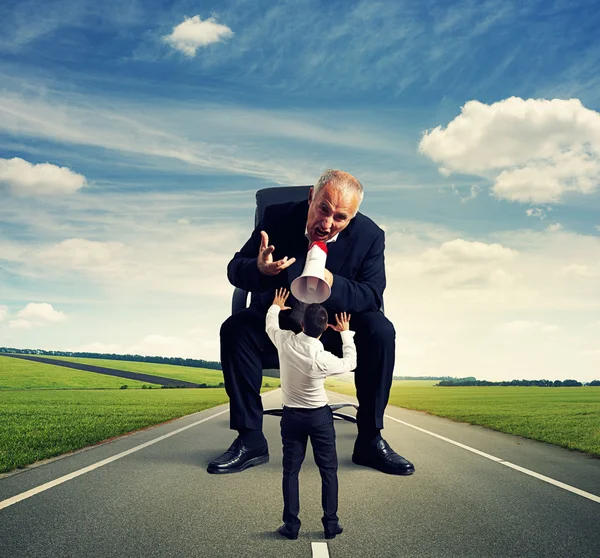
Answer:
[
  {"left": 272, "top": 287, "right": 292, "bottom": 311},
  {"left": 327, "top": 312, "right": 351, "bottom": 333}
]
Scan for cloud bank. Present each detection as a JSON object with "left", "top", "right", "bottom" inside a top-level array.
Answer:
[{"left": 419, "top": 97, "right": 600, "bottom": 203}]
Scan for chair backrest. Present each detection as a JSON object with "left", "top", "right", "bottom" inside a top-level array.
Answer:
[{"left": 255, "top": 186, "right": 311, "bottom": 226}]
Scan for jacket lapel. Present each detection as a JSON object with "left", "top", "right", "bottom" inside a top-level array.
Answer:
[{"left": 324, "top": 222, "right": 354, "bottom": 275}]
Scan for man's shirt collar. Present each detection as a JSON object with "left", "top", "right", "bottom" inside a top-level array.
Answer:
[{"left": 296, "top": 331, "right": 324, "bottom": 348}]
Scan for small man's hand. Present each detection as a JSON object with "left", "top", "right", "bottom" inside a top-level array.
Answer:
[
  {"left": 323, "top": 268, "right": 334, "bottom": 287},
  {"left": 328, "top": 312, "right": 351, "bottom": 332},
  {"left": 272, "top": 288, "right": 292, "bottom": 311},
  {"left": 257, "top": 231, "right": 296, "bottom": 276}
]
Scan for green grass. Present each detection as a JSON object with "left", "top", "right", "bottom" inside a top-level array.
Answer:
[
  {"left": 0, "top": 356, "right": 158, "bottom": 390},
  {"left": 0, "top": 389, "right": 232, "bottom": 473},
  {"left": 33, "top": 356, "right": 229, "bottom": 385},
  {"left": 326, "top": 379, "right": 600, "bottom": 457},
  {"left": 0, "top": 355, "right": 281, "bottom": 473}
]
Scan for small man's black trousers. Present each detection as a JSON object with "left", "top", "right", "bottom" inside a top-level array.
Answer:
[{"left": 280, "top": 405, "right": 339, "bottom": 534}]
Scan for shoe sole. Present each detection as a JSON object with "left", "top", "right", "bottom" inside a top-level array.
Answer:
[
  {"left": 352, "top": 454, "right": 415, "bottom": 476},
  {"left": 207, "top": 454, "right": 269, "bottom": 475}
]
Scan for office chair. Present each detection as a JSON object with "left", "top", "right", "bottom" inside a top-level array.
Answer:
[{"left": 231, "top": 185, "right": 358, "bottom": 423}]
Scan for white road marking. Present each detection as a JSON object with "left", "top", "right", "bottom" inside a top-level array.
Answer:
[
  {"left": 0, "top": 408, "right": 228, "bottom": 511},
  {"left": 328, "top": 393, "right": 600, "bottom": 505},
  {"left": 0, "top": 389, "right": 282, "bottom": 511},
  {"left": 311, "top": 542, "right": 331, "bottom": 558}
]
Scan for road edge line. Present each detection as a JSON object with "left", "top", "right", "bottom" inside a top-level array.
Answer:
[{"left": 327, "top": 392, "right": 600, "bottom": 505}]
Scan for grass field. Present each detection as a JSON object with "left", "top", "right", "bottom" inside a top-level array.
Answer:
[
  {"left": 3, "top": 353, "right": 598, "bottom": 473},
  {"left": 0, "top": 356, "right": 159, "bottom": 390},
  {"left": 0, "top": 356, "right": 280, "bottom": 473},
  {"left": 326, "top": 379, "right": 600, "bottom": 457},
  {"left": 0, "top": 389, "right": 233, "bottom": 473},
  {"left": 25, "top": 355, "right": 227, "bottom": 385}
]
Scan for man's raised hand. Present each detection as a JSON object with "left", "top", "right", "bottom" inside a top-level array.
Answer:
[
  {"left": 328, "top": 312, "right": 351, "bottom": 332},
  {"left": 257, "top": 231, "right": 296, "bottom": 276},
  {"left": 272, "top": 288, "right": 292, "bottom": 311}
]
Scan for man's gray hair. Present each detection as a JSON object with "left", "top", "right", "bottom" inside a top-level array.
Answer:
[{"left": 314, "top": 169, "right": 364, "bottom": 206}]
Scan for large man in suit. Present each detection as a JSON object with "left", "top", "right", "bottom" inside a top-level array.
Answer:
[{"left": 208, "top": 169, "right": 415, "bottom": 476}]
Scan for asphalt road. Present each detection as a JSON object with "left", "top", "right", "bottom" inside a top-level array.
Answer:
[
  {"left": 2, "top": 354, "right": 201, "bottom": 387},
  {"left": 1, "top": 389, "right": 599, "bottom": 558}
]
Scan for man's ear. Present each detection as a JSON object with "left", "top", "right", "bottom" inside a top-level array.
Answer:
[{"left": 308, "top": 187, "right": 314, "bottom": 205}]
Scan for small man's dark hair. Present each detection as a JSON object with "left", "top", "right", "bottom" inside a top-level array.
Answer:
[{"left": 302, "top": 303, "right": 329, "bottom": 338}]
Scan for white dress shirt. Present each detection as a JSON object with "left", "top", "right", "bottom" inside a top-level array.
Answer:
[{"left": 265, "top": 305, "right": 357, "bottom": 409}]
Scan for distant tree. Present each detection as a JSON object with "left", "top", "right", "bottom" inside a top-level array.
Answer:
[
  {"left": 588, "top": 380, "right": 600, "bottom": 386},
  {"left": 562, "top": 379, "right": 582, "bottom": 387},
  {"left": 0, "top": 346, "right": 222, "bottom": 370}
]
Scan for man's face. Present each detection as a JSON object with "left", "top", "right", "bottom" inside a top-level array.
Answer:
[{"left": 306, "top": 182, "right": 360, "bottom": 243}]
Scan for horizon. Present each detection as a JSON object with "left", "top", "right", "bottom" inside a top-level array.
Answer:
[
  {"left": 1, "top": 0, "right": 599, "bottom": 382},
  {"left": 1, "top": 347, "right": 597, "bottom": 385}
]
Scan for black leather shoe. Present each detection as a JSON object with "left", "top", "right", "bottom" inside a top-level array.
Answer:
[
  {"left": 207, "top": 437, "right": 269, "bottom": 474},
  {"left": 277, "top": 524, "right": 298, "bottom": 540},
  {"left": 352, "top": 437, "right": 415, "bottom": 475},
  {"left": 324, "top": 524, "right": 343, "bottom": 539}
]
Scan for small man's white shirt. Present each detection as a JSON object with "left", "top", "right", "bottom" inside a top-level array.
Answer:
[{"left": 266, "top": 305, "right": 357, "bottom": 409}]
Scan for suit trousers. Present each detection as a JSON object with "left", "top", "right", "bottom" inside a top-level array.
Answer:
[
  {"left": 281, "top": 405, "right": 339, "bottom": 533},
  {"left": 220, "top": 306, "right": 396, "bottom": 436}
]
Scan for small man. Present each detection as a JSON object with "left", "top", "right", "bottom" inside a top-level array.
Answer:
[{"left": 266, "top": 288, "right": 357, "bottom": 540}]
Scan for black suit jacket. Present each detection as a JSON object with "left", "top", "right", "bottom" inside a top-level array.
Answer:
[{"left": 227, "top": 200, "right": 386, "bottom": 317}]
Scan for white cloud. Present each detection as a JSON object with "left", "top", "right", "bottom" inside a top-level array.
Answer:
[
  {"left": 10, "top": 302, "right": 67, "bottom": 329},
  {"left": 419, "top": 97, "right": 600, "bottom": 203},
  {"left": 38, "top": 239, "right": 130, "bottom": 275},
  {"left": 580, "top": 349, "right": 600, "bottom": 356},
  {"left": 546, "top": 223, "right": 563, "bottom": 232},
  {"left": 0, "top": 157, "right": 86, "bottom": 196},
  {"left": 498, "top": 321, "right": 560, "bottom": 333},
  {"left": 390, "top": 238, "right": 517, "bottom": 290},
  {"left": 163, "top": 16, "right": 234, "bottom": 57},
  {"left": 526, "top": 207, "right": 549, "bottom": 220},
  {"left": 0, "top": 306, "right": 7, "bottom": 322},
  {"left": 449, "top": 183, "right": 480, "bottom": 203},
  {"left": 9, "top": 319, "right": 34, "bottom": 329},
  {"left": 73, "top": 334, "right": 219, "bottom": 360},
  {"left": 560, "top": 263, "right": 599, "bottom": 278}
]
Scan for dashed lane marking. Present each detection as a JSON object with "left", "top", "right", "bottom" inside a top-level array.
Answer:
[{"left": 311, "top": 542, "right": 331, "bottom": 558}]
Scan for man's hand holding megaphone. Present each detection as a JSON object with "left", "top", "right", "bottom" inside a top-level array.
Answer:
[{"left": 257, "top": 231, "right": 334, "bottom": 287}]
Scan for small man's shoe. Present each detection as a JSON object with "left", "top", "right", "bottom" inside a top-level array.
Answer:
[
  {"left": 207, "top": 437, "right": 269, "bottom": 474},
  {"left": 352, "top": 437, "right": 415, "bottom": 476},
  {"left": 277, "top": 524, "right": 299, "bottom": 540},
  {"left": 324, "top": 524, "right": 343, "bottom": 539}
]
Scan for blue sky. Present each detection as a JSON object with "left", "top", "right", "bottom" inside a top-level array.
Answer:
[{"left": 1, "top": 0, "right": 599, "bottom": 381}]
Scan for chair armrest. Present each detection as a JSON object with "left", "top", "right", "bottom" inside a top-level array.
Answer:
[{"left": 232, "top": 288, "right": 250, "bottom": 314}]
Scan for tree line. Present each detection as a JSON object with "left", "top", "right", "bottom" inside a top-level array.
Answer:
[
  {"left": 0, "top": 347, "right": 222, "bottom": 371},
  {"left": 436, "top": 378, "right": 599, "bottom": 387}
]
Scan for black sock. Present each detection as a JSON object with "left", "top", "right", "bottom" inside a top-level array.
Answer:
[{"left": 238, "top": 429, "right": 266, "bottom": 447}]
